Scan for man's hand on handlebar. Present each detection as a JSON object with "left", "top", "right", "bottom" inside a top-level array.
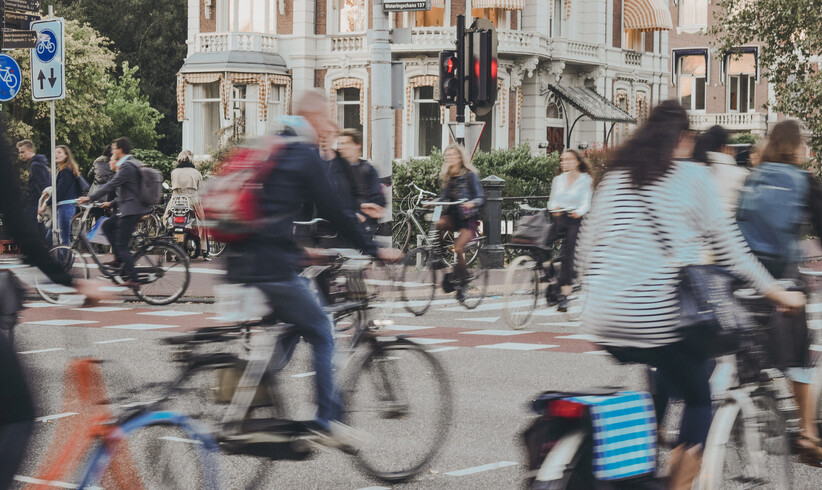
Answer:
[
  {"left": 77, "top": 196, "right": 90, "bottom": 204},
  {"left": 377, "top": 248, "right": 403, "bottom": 263},
  {"left": 100, "top": 201, "right": 112, "bottom": 209}
]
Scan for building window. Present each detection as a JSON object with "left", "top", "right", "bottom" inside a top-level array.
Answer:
[
  {"left": 415, "top": 6, "right": 445, "bottom": 27},
  {"left": 677, "top": 54, "right": 706, "bottom": 111},
  {"left": 339, "top": 0, "right": 367, "bottom": 33},
  {"left": 679, "top": 0, "right": 707, "bottom": 29},
  {"left": 551, "top": 0, "right": 563, "bottom": 37},
  {"left": 613, "top": 89, "right": 630, "bottom": 146},
  {"left": 336, "top": 87, "right": 363, "bottom": 134},
  {"left": 415, "top": 86, "right": 441, "bottom": 156},
  {"left": 191, "top": 82, "right": 221, "bottom": 154},
  {"left": 226, "top": 0, "right": 276, "bottom": 33},
  {"left": 727, "top": 52, "right": 756, "bottom": 113},
  {"left": 472, "top": 8, "right": 511, "bottom": 29},
  {"left": 231, "top": 84, "right": 258, "bottom": 138},
  {"left": 623, "top": 30, "right": 644, "bottom": 51},
  {"left": 267, "top": 85, "right": 283, "bottom": 133}
]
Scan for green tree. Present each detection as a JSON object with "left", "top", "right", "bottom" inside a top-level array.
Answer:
[
  {"left": 712, "top": 0, "right": 822, "bottom": 160},
  {"left": 104, "top": 62, "right": 163, "bottom": 150}
]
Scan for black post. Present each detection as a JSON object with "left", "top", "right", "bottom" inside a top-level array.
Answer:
[
  {"left": 455, "top": 14, "right": 465, "bottom": 146},
  {"left": 480, "top": 175, "right": 505, "bottom": 268}
]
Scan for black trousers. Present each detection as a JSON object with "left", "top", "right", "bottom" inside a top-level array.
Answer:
[
  {"left": 102, "top": 214, "right": 141, "bottom": 281},
  {"left": 543, "top": 213, "right": 582, "bottom": 287}
]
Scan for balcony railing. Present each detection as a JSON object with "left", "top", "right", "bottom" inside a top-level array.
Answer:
[
  {"left": 689, "top": 112, "right": 768, "bottom": 133},
  {"left": 194, "top": 32, "right": 278, "bottom": 53},
  {"left": 330, "top": 33, "right": 366, "bottom": 53},
  {"left": 624, "top": 51, "right": 642, "bottom": 66}
]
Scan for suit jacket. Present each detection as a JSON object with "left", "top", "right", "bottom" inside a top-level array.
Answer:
[{"left": 88, "top": 156, "right": 150, "bottom": 217}]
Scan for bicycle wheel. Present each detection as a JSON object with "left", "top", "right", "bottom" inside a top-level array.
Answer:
[
  {"left": 363, "top": 260, "right": 401, "bottom": 327},
  {"left": 80, "top": 411, "right": 221, "bottom": 489},
  {"left": 392, "top": 218, "right": 412, "bottom": 251},
  {"left": 35, "top": 246, "right": 90, "bottom": 304},
  {"left": 503, "top": 255, "right": 539, "bottom": 329},
  {"left": 132, "top": 242, "right": 190, "bottom": 305},
  {"left": 460, "top": 251, "right": 489, "bottom": 310},
  {"left": 700, "top": 393, "right": 792, "bottom": 489},
  {"left": 209, "top": 239, "right": 227, "bottom": 257},
  {"left": 442, "top": 229, "right": 483, "bottom": 267},
  {"left": 345, "top": 339, "right": 452, "bottom": 482},
  {"left": 400, "top": 247, "right": 437, "bottom": 316},
  {"left": 563, "top": 284, "right": 585, "bottom": 322}
]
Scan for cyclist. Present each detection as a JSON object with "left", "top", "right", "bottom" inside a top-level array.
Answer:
[
  {"left": 40, "top": 145, "right": 86, "bottom": 246},
  {"left": 77, "top": 137, "right": 150, "bottom": 291},
  {"left": 337, "top": 129, "right": 386, "bottom": 237},
  {"left": 693, "top": 125, "right": 749, "bottom": 216},
  {"left": 225, "top": 89, "right": 399, "bottom": 443},
  {"left": 434, "top": 144, "right": 484, "bottom": 301},
  {"left": 164, "top": 150, "right": 209, "bottom": 259},
  {"left": 17, "top": 139, "right": 51, "bottom": 241},
  {"left": 575, "top": 100, "right": 804, "bottom": 489},
  {"left": 543, "top": 149, "right": 592, "bottom": 312}
]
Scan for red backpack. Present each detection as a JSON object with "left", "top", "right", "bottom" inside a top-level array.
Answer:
[{"left": 201, "top": 136, "right": 295, "bottom": 243}]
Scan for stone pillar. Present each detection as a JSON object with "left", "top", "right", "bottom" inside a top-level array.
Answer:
[
  {"left": 480, "top": 175, "right": 505, "bottom": 268},
  {"left": 290, "top": 1, "right": 317, "bottom": 106}
]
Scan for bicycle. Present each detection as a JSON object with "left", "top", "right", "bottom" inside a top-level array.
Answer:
[
  {"left": 400, "top": 198, "right": 489, "bottom": 315},
  {"left": 35, "top": 201, "right": 191, "bottom": 305},
  {"left": 393, "top": 184, "right": 485, "bottom": 266},
  {"left": 154, "top": 246, "right": 452, "bottom": 483}
]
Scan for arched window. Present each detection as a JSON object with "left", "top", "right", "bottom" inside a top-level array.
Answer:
[{"left": 546, "top": 94, "right": 564, "bottom": 121}]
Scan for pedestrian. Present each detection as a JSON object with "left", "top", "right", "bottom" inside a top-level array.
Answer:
[
  {"left": 693, "top": 125, "right": 749, "bottom": 216},
  {"left": 87, "top": 145, "right": 114, "bottom": 197},
  {"left": 16, "top": 139, "right": 50, "bottom": 241},
  {"left": 543, "top": 149, "right": 592, "bottom": 312},
  {"left": 77, "top": 137, "right": 150, "bottom": 290},
  {"left": 735, "top": 119, "right": 822, "bottom": 464},
  {"left": 575, "top": 100, "right": 804, "bottom": 489},
  {"left": 434, "top": 144, "right": 485, "bottom": 301},
  {"left": 164, "top": 150, "right": 210, "bottom": 259},
  {"left": 337, "top": 129, "right": 386, "bottom": 237},
  {"left": 40, "top": 145, "right": 86, "bottom": 246}
]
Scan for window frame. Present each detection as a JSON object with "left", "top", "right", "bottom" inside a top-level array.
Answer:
[
  {"left": 191, "top": 82, "right": 223, "bottom": 155},
  {"left": 678, "top": 0, "right": 708, "bottom": 31},
  {"left": 336, "top": 87, "right": 365, "bottom": 156},
  {"left": 414, "top": 85, "right": 442, "bottom": 157},
  {"left": 219, "top": 0, "right": 277, "bottom": 33},
  {"left": 551, "top": 0, "right": 564, "bottom": 37}
]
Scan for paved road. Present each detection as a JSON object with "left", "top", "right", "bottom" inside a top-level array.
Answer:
[{"left": 8, "top": 283, "right": 822, "bottom": 488}]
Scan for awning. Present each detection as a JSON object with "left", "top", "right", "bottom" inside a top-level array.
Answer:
[
  {"left": 545, "top": 85, "right": 636, "bottom": 124},
  {"left": 472, "top": 0, "right": 524, "bottom": 9},
  {"left": 178, "top": 51, "right": 288, "bottom": 75},
  {"left": 623, "top": 0, "right": 673, "bottom": 32}
]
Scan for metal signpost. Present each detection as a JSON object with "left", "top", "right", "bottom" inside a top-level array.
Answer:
[{"left": 31, "top": 12, "right": 65, "bottom": 243}]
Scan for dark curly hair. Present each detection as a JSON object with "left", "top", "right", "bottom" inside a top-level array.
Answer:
[
  {"left": 607, "top": 99, "right": 690, "bottom": 187},
  {"left": 692, "top": 125, "right": 728, "bottom": 165}
]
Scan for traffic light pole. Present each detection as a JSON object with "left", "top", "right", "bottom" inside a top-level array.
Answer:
[{"left": 455, "top": 14, "right": 465, "bottom": 146}]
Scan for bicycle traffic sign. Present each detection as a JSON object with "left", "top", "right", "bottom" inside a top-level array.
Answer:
[
  {"left": 0, "top": 53, "right": 22, "bottom": 101},
  {"left": 30, "top": 18, "right": 64, "bottom": 101}
]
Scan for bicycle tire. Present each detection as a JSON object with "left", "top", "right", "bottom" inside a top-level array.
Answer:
[
  {"left": 79, "top": 411, "right": 221, "bottom": 490},
  {"left": 35, "top": 246, "right": 90, "bottom": 304},
  {"left": 209, "top": 239, "right": 227, "bottom": 257},
  {"left": 441, "top": 229, "right": 483, "bottom": 267},
  {"left": 459, "top": 251, "right": 489, "bottom": 310},
  {"left": 503, "top": 255, "right": 539, "bottom": 329},
  {"left": 563, "top": 284, "right": 585, "bottom": 322},
  {"left": 400, "top": 247, "right": 436, "bottom": 316},
  {"left": 700, "top": 394, "right": 792, "bottom": 490},
  {"left": 345, "top": 339, "right": 452, "bottom": 482},
  {"left": 392, "top": 218, "right": 412, "bottom": 251},
  {"left": 132, "top": 242, "right": 190, "bottom": 305}
]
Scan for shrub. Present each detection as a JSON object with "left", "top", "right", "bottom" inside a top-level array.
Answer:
[
  {"left": 729, "top": 132, "right": 758, "bottom": 145},
  {"left": 133, "top": 149, "right": 175, "bottom": 182}
]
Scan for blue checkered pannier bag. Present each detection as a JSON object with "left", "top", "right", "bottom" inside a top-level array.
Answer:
[{"left": 568, "top": 391, "right": 657, "bottom": 481}]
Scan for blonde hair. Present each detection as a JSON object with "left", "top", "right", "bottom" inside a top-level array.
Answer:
[
  {"left": 439, "top": 144, "right": 479, "bottom": 185},
  {"left": 55, "top": 145, "right": 79, "bottom": 177},
  {"left": 177, "top": 150, "right": 195, "bottom": 165}
]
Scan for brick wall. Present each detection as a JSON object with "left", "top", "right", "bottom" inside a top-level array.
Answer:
[
  {"left": 451, "top": 0, "right": 465, "bottom": 26},
  {"left": 200, "top": 0, "right": 216, "bottom": 32},
  {"left": 278, "top": 0, "right": 293, "bottom": 34},
  {"left": 315, "top": 69, "right": 327, "bottom": 88},
  {"left": 394, "top": 110, "right": 402, "bottom": 159},
  {"left": 612, "top": 0, "right": 621, "bottom": 48},
  {"left": 508, "top": 88, "right": 516, "bottom": 147},
  {"left": 316, "top": 0, "right": 326, "bottom": 35}
]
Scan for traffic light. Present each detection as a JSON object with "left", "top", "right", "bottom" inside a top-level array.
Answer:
[
  {"left": 438, "top": 50, "right": 459, "bottom": 106},
  {"left": 468, "top": 28, "right": 497, "bottom": 115}
]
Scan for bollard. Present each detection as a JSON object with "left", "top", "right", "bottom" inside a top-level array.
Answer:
[{"left": 480, "top": 175, "right": 505, "bottom": 268}]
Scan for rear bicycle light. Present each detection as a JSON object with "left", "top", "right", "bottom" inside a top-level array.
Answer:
[
  {"left": 546, "top": 399, "right": 587, "bottom": 419},
  {"left": 173, "top": 216, "right": 186, "bottom": 224}
]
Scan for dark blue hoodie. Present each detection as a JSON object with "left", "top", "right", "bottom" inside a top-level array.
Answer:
[{"left": 25, "top": 154, "right": 50, "bottom": 205}]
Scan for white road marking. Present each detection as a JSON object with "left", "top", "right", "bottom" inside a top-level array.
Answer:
[
  {"left": 556, "top": 334, "right": 597, "bottom": 341},
  {"left": 357, "top": 487, "right": 390, "bottom": 490},
  {"left": 409, "top": 338, "right": 458, "bottom": 345},
  {"left": 24, "top": 319, "right": 98, "bottom": 326},
  {"left": 811, "top": 345, "right": 822, "bottom": 352},
  {"left": 23, "top": 302, "right": 58, "bottom": 308},
  {"left": 159, "top": 436, "right": 203, "bottom": 445},
  {"left": 476, "top": 343, "right": 557, "bottom": 351},
  {"left": 188, "top": 267, "right": 226, "bottom": 275},
  {"left": 438, "top": 301, "right": 518, "bottom": 312},
  {"left": 584, "top": 350, "right": 609, "bottom": 355},
  {"left": 103, "top": 324, "right": 178, "bottom": 331},
  {"left": 389, "top": 312, "right": 417, "bottom": 317},
  {"left": 13, "top": 476, "right": 83, "bottom": 489},
  {"left": 72, "top": 306, "right": 130, "bottom": 313},
  {"left": 427, "top": 347, "right": 459, "bottom": 353},
  {"left": 138, "top": 310, "right": 202, "bottom": 317},
  {"left": 292, "top": 372, "right": 316, "bottom": 378},
  {"left": 35, "top": 412, "right": 79, "bottom": 422},
  {"left": 539, "top": 321, "right": 581, "bottom": 328},
  {"left": 459, "top": 329, "right": 533, "bottom": 336},
  {"left": 18, "top": 348, "right": 65, "bottom": 355},
  {"left": 444, "top": 461, "right": 518, "bottom": 476},
  {"left": 94, "top": 338, "right": 137, "bottom": 344},
  {"left": 457, "top": 316, "right": 501, "bottom": 323},
  {"left": 384, "top": 325, "right": 433, "bottom": 331}
]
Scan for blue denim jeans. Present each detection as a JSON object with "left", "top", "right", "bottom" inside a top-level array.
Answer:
[
  {"left": 45, "top": 204, "right": 75, "bottom": 246},
  {"left": 254, "top": 276, "right": 343, "bottom": 429}
]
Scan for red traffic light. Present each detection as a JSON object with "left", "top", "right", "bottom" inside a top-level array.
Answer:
[
  {"left": 491, "top": 59, "right": 497, "bottom": 79},
  {"left": 447, "top": 57, "right": 455, "bottom": 74}
]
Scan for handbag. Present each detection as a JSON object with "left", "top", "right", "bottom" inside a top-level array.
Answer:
[{"left": 511, "top": 212, "right": 551, "bottom": 245}]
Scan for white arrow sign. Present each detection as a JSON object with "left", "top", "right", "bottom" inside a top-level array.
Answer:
[{"left": 30, "top": 18, "right": 65, "bottom": 101}]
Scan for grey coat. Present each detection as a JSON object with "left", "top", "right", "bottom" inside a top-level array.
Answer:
[
  {"left": 88, "top": 156, "right": 150, "bottom": 217},
  {"left": 87, "top": 157, "right": 114, "bottom": 197}
]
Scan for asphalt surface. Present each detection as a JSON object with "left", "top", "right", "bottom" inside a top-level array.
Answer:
[{"left": 5, "top": 257, "right": 822, "bottom": 489}]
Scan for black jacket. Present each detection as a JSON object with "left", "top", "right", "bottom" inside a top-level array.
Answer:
[
  {"left": 46, "top": 168, "right": 81, "bottom": 206},
  {"left": 88, "top": 156, "right": 150, "bottom": 217},
  {"left": 25, "top": 154, "right": 50, "bottom": 205},
  {"left": 439, "top": 171, "right": 485, "bottom": 210}
]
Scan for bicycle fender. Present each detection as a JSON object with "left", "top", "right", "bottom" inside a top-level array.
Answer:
[{"left": 533, "top": 429, "right": 587, "bottom": 484}]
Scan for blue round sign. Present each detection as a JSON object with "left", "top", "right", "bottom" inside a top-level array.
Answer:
[
  {"left": 0, "top": 54, "right": 22, "bottom": 103},
  {"left": 35, "top": 29, "right": 58, "bottom": 63}
]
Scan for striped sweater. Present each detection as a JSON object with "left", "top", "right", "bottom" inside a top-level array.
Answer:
[{"left": 575, "top": 160, "right": 775, "bottom": 349}]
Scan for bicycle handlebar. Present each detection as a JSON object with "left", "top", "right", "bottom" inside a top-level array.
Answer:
[
  {"left": 56, "top": 199, "right": 80, "bottom": 206},
  {"left": 410, "top": 183, "right": 437, "bottom": 196},
  {"left": 519, "top": 202, "right": 547, "bottom": 212},
  {"left": 733, "top": 279, "right": 802, "bottom": 302},
  {"left": 422, "top": 199, "right": 467, "bottom": 207}
]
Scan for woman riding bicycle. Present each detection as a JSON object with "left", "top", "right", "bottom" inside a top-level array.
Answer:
[
  {"left": 434, "top": 144, "right": 484, "bottom": 302},
  {"left": 543, "top": 149, "right": 592, "bottom": 312},
  {"left": 575, "top": 100, "right": 804, "bottom": 489}
]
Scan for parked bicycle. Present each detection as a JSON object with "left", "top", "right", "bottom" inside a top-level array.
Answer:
[
  {"left": 36, "top": 201, "right": 191, "bottom": 305},
  {"left": 400, "top": 198, "right": 489, "bottom": 315}
]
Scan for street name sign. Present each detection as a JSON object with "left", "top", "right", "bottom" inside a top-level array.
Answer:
[
  {"left": 30, "top": 17, "right": 64, "bottom": 100},
  {"left": 0, "top": 52, "right": 22, "bottom": 101},
  {"left": 2, "top": 29, "right": 36, "bottom": 49},
  {"left": 4, "top": 10, "right": 40, "bottom": 30},
  {"left": 383, "top": 0, "right": 430, "bottom": 12}
]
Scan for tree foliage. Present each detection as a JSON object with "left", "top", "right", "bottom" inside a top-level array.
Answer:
[{"left": 712, "top": 0, "right": 822, "bottom": 159}]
